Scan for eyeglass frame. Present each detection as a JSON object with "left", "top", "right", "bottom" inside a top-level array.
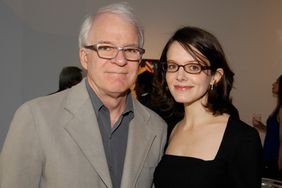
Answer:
[
  {"left": 83, "top": 43, "right": 145, "bottom": 61},
  {"left": 162, "top": 61, "right": 211, "bottom": 74}
]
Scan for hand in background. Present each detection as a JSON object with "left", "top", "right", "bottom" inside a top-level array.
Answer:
[{"left": 252, "top": 117, "right": 266, "bottom": 132}]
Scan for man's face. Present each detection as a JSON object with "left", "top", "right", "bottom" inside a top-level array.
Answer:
[{"left": 80, "top": 13, "right": 140, "bottom": 99}]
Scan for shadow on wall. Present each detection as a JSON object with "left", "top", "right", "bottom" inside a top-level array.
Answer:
[{"left": 0, "top": 1, "right": 25, "bottom": 151}]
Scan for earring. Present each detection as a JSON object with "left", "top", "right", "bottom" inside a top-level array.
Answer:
[{"left": 210, "top": 84, "right": 214, "bottom": 90}]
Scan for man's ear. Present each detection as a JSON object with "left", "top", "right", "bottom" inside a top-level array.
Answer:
[
  {"left": 79, "top": 48, "right": 88, "bottom": 70},
  {"left": 211, "top": 68, "right": 224, "bottom": 85}
]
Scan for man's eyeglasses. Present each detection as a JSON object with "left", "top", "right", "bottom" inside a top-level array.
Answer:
[
  {"left": 84, "top": 43, "right": 145, "bottom": 61},
  {"left": 162, "top": 62, "right": 211, "bottom": 74}
]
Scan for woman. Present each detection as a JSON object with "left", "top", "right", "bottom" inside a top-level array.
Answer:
[
  {"left": 152, "top": 26, "right": 262, "bottom": 187},
  {"left": 253, "top": 74, "right": 282, "bottom": 180}
]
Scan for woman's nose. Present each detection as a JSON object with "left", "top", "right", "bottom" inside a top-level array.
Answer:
[{"left": 176, "top": 67, "right": 187, "bottom": 80}]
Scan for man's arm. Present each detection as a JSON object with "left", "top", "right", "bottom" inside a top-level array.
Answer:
[{"left": 0, "top": 103, "right": 43, "bottom": 188}]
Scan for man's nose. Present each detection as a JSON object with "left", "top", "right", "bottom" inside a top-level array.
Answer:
[{"left": 113, "top": 50, "right": 127, "bottom": 66}]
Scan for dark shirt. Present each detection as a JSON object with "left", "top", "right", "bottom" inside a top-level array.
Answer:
[
  {"left": 262, "top": 110, "right": 281, "bottom": 180},
  {"left": 264, "top": 110, "right": 280, "bottom": 162},
  {"left": 86, "top": 80, "right": 134, "bottom": 188}
]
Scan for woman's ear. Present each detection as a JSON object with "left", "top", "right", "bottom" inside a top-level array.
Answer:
[
  {"left": 79, "top": 48, "right": 88, "bottom": 70},
  {"left": 211, "top": 68, "right": 224, "bottom": 85}
]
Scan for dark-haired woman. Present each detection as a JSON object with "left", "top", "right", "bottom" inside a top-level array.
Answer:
[{"left": 152, "top": 26, "right": 262, "bottom": 187}]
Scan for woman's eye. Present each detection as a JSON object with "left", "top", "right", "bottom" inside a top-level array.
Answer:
[
  {"left": 168, "top": 64, "right": 177, "bottom": 69},
  {"left": 189, "top": 65, "right": 201, "bottom": 71}
]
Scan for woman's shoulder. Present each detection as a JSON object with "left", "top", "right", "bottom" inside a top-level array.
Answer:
[
  {"left": 226, "top": 116, "right": 260, "bottom": 140},
  {"left": 221, "top": 116, "right": 262, "bottom": 157}
]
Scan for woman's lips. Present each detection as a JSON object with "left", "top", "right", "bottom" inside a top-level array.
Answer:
[{"left": 174, "top": 85, "right": 193, "bottom": 91}]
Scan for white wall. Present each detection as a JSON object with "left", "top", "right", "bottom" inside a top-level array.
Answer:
[{"left": 1, "top": 0, "right": 282, "bottom": 149}]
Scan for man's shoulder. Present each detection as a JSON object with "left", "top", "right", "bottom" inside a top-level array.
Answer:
[
  {"left": 23, "top": 90, "right": 67, "bottom": 108},
  {"left": 132, "top": 98, "right": 167, "bottom": 128},
  {"left": 21, "top": 81, "right": 87, "bottom": 110},
  {"left": 133, "top": 97, "right": 159, "bottom": 115}
]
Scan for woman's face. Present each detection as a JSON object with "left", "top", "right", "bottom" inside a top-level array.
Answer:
[{"left": 165, "top": 42, "right": 214, "bottom": 106}]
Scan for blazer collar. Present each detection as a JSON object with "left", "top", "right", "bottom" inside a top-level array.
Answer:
[
  {"left": 63, "top": 80, "right": 156, "bottom": 188},
  {"left": 120, "top": 99, "right": 156, "bottom": 188},
  {"left": 63, "top": 79, "right": 112, "bottom": 187}
]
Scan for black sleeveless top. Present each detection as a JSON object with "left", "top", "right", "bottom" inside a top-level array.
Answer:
[{"left": 153, "top": 117, "right": 263, "bottom": 188}]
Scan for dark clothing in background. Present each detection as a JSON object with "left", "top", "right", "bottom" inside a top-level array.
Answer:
[{"left": 263, "top": 110, "right": 282, "bottom": 180}]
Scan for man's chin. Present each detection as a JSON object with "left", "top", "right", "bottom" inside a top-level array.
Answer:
[{"left": 107, "top": 89, "right": 130, "bottom": 98}]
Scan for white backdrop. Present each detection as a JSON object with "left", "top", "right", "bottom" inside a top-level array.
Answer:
[{"left": 1, "top": 0, "right": 282, "bottom": 149}]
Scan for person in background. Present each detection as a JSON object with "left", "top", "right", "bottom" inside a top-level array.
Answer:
[
  {"left": 0, "top": 2, "right": 167, "bottom": 188},
  {"left": 57, "top": 66, "right": 83, "bottom": 92},
  {"left": 152, "top": 26, "right": 262, "bottom": 187},
  {"left": 50, "top": 66, "right": 83, "bottom": 94},
  {"left": 253, "top": 74, "right": 282, "bottom": 180},
  {"left": 134, "top": 71, "right": 153, "bottom": 108}
]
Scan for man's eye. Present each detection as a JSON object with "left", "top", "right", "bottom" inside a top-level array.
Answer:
[
  {"left": 125, "top": 48, "right": 139, "bottom": 54},
  {"left": 99, "top": 46, "right": 114, "bottom": 51}
]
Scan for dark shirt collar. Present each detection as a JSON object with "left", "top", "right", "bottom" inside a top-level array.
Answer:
[{"left": 85, "top": 79, "right": 134, "bottom": 116}]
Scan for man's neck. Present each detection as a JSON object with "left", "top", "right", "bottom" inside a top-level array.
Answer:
[{"left": 100, "top": 92, "right": 128, "bottom": 127}]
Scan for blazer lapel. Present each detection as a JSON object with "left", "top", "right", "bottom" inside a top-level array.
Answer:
[
  {"left": 120, "top": 101, "right": 156, "bottom": 188},
  {"left": 63, "top": 81, "right": 112, "bottom": 188}
]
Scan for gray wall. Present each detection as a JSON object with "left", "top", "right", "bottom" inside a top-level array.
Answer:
[{"left": 1, "top": 0, "right": 282, "bottom": 150}]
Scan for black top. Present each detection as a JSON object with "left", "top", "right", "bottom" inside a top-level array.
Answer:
[{"left": 153, "top": 116, "right": 263, "bottom": 188}]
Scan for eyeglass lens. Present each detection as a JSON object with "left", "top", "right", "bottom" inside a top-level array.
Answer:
[{"left": 163, "top": 62, "right": 209, "bottom": 74}]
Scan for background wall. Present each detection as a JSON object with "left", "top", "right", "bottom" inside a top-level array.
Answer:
[{"left": 1, "top": 0, "right": 282, "bottom": 150}]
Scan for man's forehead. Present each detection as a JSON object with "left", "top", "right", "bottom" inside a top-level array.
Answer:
[{"left": 89, "top": 13, "right": 139, "bottom": 45}]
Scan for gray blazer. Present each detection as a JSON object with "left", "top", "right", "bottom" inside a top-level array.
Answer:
[{"left": 0, "top": 80, "right": 167, "bottom": 188}]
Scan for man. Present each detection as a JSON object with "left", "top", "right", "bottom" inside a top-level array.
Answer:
[{"left": 0, "top": 3, "right": 167, "bottom": 188}]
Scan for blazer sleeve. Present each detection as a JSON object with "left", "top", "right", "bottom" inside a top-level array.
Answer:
[
  {"left": 0, "top": 102, "right": 43, "bottom": 188},
  {"left": 227, "top": 122, "right": 263, "bottom": 188}
]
